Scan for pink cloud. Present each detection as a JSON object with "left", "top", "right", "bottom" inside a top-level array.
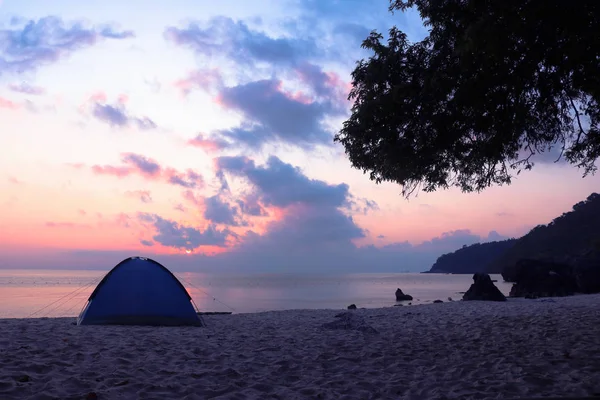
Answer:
[
  {"left": 182, "top": 190, "right": 202, "bottom": 206},
  {"left": 8, "top": 177, "right": 22, "bottom": 184},
  {"left": 85, "top": 153, "right": 204, "bottom": 189},
  {"left": 187, "top": 133, "right": 229, "bottom": 152},
  {"left": 89, "top": 91, "right": 107, "bottom": 102},
  {"left": 91, "top": 165, "right": 131, "bottom": 177},
  {"left": 0, "top": 96, "right": 19, "bottom": 109},
  {"left": 164, "top": 168, "right": 204, "bottom": 189},
  {"left": 174, "top": 68, "right": 223, "bottom": 96},
  {"left": 45, "top": 222, "right": 91, "bottom": 229}
]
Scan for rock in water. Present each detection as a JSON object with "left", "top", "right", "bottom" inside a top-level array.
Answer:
[
  {"left": 395, "top": 288, "right": 413, "bottom": 301},
  {"left": 347, "top": 304, "right": 357, "bottom": 310},
  {"left": 463, "top": 273, "right": 507, "bottom": 301}
]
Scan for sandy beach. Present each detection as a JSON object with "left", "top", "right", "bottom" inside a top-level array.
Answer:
[{"left": 1, "top": 295, "right": 600, "bottom": 400}]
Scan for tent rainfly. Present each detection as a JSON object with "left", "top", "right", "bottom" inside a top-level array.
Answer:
[{"left": 77, "top": 256, "right": 202, "bottom": 326}]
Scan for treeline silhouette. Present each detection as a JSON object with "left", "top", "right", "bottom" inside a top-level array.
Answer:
[
  {"left": 426, "top": 240, "right": 517, "bottom": 274},
  {"left": 425, "top": 193, "right": 600, "bottom": 274}
]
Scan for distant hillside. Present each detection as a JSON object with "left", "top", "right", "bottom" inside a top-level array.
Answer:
[
  {"left": 425, "top": 239, "right": 518, "bottom": 274},
  {"left": 487, "top": 193, "right": 600, "bottom": 280}
]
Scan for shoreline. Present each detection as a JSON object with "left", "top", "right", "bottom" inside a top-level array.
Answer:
[
  {"left": 0, "top": 290, "right": 594, "bottom": 320},
  {"left": 1, "top": 294, "right": 599, "bottom": 399}
]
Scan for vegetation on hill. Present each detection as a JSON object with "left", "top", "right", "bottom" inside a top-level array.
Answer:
[
  {"left": 488, "top": 193, "right": 600, "bottom": 279},
  {"left": 426, "top": 193, "right": 600, "bottom": 275},
  {"left": 425, "top": 239, "right": 517, "bottom": 274},
  {"left": 337, "top": 0, "right": 600, "bottom": 198}
]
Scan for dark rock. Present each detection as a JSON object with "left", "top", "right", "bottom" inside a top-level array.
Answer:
[
  {"left": 347, "top": 304, "right": 357, "bottom": 310},
  {"left": 447, "top": 297, "right": 453, "bottom": 301},
  {"left": 463, "top": 273, "right": 507, "bottom": 301},
  {"left": 395, "top": 288, "right": 413, "bottom": 301},
  {"left": 508, "top": 259, "right": 578, "bottom": 298},
  {"left": 433, "top": 299, "right": 443, "bottom": 303},
  {"left": 572, "top": 250, "right": 600, "bottom": 294},
  {"left": 322, "top": 312, "right": 378, "bottom": 334}
]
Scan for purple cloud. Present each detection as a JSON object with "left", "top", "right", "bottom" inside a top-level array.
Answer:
[
  {"left": 203, "top": 195, "right": 245, "bottom": 226},
  {"left": 216, "top": 155, "right": 350, "bottom": 209},
  {"left": 8, "top": 82, "right": 45, "bottom": 95},
  {"left": 91, "top": 100, "right": 157, "bottom": 130},
  {"left": 138, "top": 213, "right": 232, "bottom": 250},
  {"left": 165, "top": 17, "right": 321, "bottom": 68},
  {"left": 0, "top": 17, "right": 134, "bottom": 75},
  {"left": 216, "top": 79, "right": 338, "bottom": 149},
  {"left": 88, "top": 153, "right": 204, "bottom": 190},
  {"left": 215, "top": 155, "right": 366, "bottom": 253}
]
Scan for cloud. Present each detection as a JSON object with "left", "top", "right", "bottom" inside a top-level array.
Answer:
[
  {"left": 8, "top": 82, "right": 45, "bottom": 95},
  {"left": 174, "top": 68, "right": 223, "bottom": 95},
  {"left": 88, "top": 153, "right": 204, "bottom": 189},
  {"left": 138, "top": 213, "right": 232, "bottom": 250},
  {"left": 88, "top": 94, "right": 157, "bottom": 130},
  {"left": 203, "top": 194, "right": 245, "bottom": 226},
  {"left": 187, "top": 133, "right": 231, "bottom": 153},
  {"left": 294, "top": 62, "right": 350, "bottom": 105},
  {"left": 165, "top": 17, "right": 321, "bottom": 68},
  {"left": 125, "top": 190, "right": 152, "bottom": 203},
  {"left": 52, "top": 155, "right": 513, "bottom": 272},
  {"left": 45, "top": 221, "right": 90, "bottom": 229},
  {"left": 216, "top": 155, "right": 351, "bottom": 209},
  {"left": 0, "top": 16, "right": 134, "bottom": 75},
  {"left": 0, "top": 96, "right": 19, "bottom": 109},
  {"left": 164, "top": 168, "right": 204, "bottom": 189},
  {"left": 121, "top": 153, "right": 161, "bottom": 177},
  {"left": 215, "top": 79, "right": 339, "bottom": 149},
  {"left": 215, "top": 155, "right": 366, "bottom": 254},
  {"left": 140, "top": 239, "right": 154, "bottom": 247},
  {"left": 91, "top": 165, "right": 130, "bottom": 177}
]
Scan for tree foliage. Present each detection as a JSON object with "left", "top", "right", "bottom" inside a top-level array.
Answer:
[{"left": 335, "top": 0, "right": 600, "bottom": 197}]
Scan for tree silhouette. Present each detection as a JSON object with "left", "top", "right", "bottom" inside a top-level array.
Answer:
[{"left": 335, "top": 0, "right": 600, "bottom": 197}]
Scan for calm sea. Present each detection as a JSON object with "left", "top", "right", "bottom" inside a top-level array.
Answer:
[{"left": 0, "top": 269, "right": 513, "bottom": 318}]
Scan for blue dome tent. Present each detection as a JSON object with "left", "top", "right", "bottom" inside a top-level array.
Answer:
[{"left": 78, "top": 257, "right": 202, "bottom": 326}]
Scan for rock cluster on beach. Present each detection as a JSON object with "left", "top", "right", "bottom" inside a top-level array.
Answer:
[
  {"left": 505, "top": 254, "right": 600, "bottom": 299},
  {"left": 462, "top": 273, "right": 506, "bottom": 302}
]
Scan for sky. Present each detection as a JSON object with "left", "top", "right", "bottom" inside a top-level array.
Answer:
[{"left": 1, "top": 0, "right": 599, "bottom": 273}]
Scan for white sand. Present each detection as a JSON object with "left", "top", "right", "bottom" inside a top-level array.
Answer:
[{"left": 1, "top": 295, "right": 600, "bottom": 400}]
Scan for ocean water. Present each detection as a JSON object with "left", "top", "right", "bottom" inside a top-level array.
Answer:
[{"left": 0, "top": 269, "right": 513, "bottom": 318}]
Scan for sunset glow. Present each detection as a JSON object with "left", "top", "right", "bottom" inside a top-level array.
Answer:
[{"left": 1, "top": 0, "right": 599, "bottom": 272}]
